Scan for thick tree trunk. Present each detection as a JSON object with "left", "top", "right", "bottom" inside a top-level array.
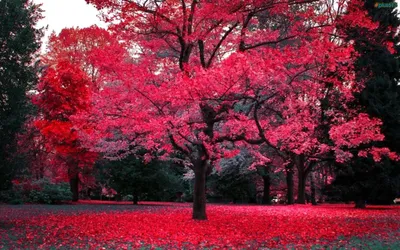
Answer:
[
  {"left": 69, "top": 173, "right": 79, "bottom": 202},
  {"left": 297, "top": 169, "right": 306, "bottom": 204},
  {"left": 355, "top": 199, "right": 366, "bottom": 208},
  {"left": 262, "top": 175, "right": 272, "bottom": 205},
  {"left": 310, "top": 172, "right": 317, "bottom": 205},
  {"left": 193, "top": 167, "right": 207, "bottom": 220},
  {"left": 286, "top": 163, "right": 294, "bottom": 204},
  {"left": 296, "top": 155, "right": 316, "bottom": 205}
]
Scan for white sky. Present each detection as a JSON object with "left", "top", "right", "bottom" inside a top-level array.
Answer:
[
  {"left": 33, "top": 0, "right": 400, "bottom": 53},
  {"left": 33, "top": 0, "right": 107, "bottom": 52}
]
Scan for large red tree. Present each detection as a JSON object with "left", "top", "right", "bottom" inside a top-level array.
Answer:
[
  {"left": 33, "top": 61, "right": 96, "bottom": 201},
  {"left": 78, "top": 0, "right": 393, "bottom": 219},
  {"left": 32, "top": 26, "right": 124, "bottom": 200}
]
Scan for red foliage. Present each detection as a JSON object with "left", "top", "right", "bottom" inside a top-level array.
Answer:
[
  {"left": 1, "top": 204, "right": 399, "bottom": 249},
  {"left": 31, "top": 27, "right": 121, "bottom": 183},
  {"left": 74, "top": 0, "right": 395, "bottom": 166},
  {"left": 71, "top": 0, "right": 397, "bottom": 218},
  {"left": 33, "top": 60, "right": 97, "bottom": 181}
]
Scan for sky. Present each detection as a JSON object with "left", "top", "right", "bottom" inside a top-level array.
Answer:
[
  {"left": 32, "top": 0, "right": 106, "bottom": 52},
  {"left": 33, "top": 0, "right": 400, "bottom": 53}
]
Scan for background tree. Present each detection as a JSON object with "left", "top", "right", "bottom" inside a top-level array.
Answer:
[
  {"left": 0, "top": 0, "right": 43, "bottom": 190},
  {"left": 330, "top": 0, "right": 400, "bottom": 207},
  {"left": 32, "top": 27, "right": 126, "bottom": 201},
  {"left": 220, "top": 1, "right": 384, "bottom": 205},
  {"left": 208, "top": 151, "right": 257, "bottom": 204},
  {"left": 33, "top": 61, "right": 97, "bottom": 201},
  {"left": 96, "top": 154, "right": 185, "bottom": 204}
]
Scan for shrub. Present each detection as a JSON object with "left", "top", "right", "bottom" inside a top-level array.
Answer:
[
  {"left": 122, "top": 194, "right": 133, "bottom": 201},
  {"left": 9, "top": 198, "right": 24, "bottom": 205},
  {"left": 12, "top": 178, "right": 72, "bottom": 204},
  {"left": 0, "top": 189, "right": 22, "bottom": 204}
]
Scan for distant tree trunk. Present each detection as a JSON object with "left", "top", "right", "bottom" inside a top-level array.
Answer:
[
  {"left": 133, "top": 194, "right": 139, "bottom": 205},
  {"left": 69, "top": 172, "right": 79, "bottom": 202},
  {"left": 355, "top": 199, "right": 366, "bottom": 208},
  {"left": 297, "top": 157, "right": 317, "bottom": 205},
  {"left": 318, "top": 169, "right": 325, "bottom": 203},
  {"left": 262, "top": 175, "right": 272, "bottom": 205},
  {"left": 39, "top": 166, "right": 44, "bottom": 179},
  {"left": 310, "top": 172, "right": 317, "bottom": 205},
  {"left": 87, "top": 188, "right": 92, "bottom": 199},
  {"left": 193, "top": 164, "right": 207, "bottom": 220},
  {"left": 286, "top": 163, "right": 294, "bottom": 204}
]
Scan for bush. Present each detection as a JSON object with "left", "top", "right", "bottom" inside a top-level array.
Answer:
[
  {"left": 9, "top": 198, "right": 24, "bottom": 205},
  {"left": 0, "top": 189, "right": 22, "bottom": 204},
  {"left": 12, "top": 178, "right": 72, "bottom": 204},
  {"left": 122, "top": 194, "right": 133, "bottom": 201}
]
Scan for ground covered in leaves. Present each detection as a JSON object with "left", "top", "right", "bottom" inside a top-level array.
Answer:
[{"left": 1, "top": 201, "right": 399, "bottom": 249}]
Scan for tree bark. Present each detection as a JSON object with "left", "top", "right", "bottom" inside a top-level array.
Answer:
[
  {"left": 262, "top": 175, "right": 272, "bottom": 205},
  {"left": 355, "top": 199, "right": 366, "bottom": 208},
  {"left": 297, "top": 169, "right": 306, "bottom": 204},
  {"left": 286, "top": 163, "right": 294, "bottom": 204},
  {"left": 310, "top": 172, "right": 317, "bottom": 205},
  {"left": 296, "top": 156, "right": 317, "bottom": 205},
  {"left": 133, "top": 194, "right": 139, "bottom": 205},
  {"left": 193, "top": 166, "right": 207, "bottom": 220},
  {"left": 69, "top": 173, "right": 79, "bottom": 202}
]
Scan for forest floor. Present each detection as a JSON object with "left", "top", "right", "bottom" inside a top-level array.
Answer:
[{"left": 0, "top": 201, "right": 399, "bottom": 249}]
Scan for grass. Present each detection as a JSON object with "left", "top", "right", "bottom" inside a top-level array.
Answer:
[{"left": 1, "top": 202, "right": 399, "bottom": 249}]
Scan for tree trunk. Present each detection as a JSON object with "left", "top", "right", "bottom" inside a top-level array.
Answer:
[
  {"left": 193, "top": 167, "right": 207, "bottom": 220},
  {"left": 355, "top": 199, "right": 366, "bottom": 208},
  {"left": 69, "top": 173, "right": 79, "bottom": 202},
  {"left": 310, "top": 172, "right": 317, "bottom": 205},
  {"left": 262, "top": 175, "right": 272, "bottom": 205},
  {"left": 286, "top": 163, "right": 294, "bottom": 205},
  {"left": 133, "top": 194, "right": 139, "bottom": 205},
  {"left": 39, "top": 166, "right": 44, "bottom": 179},
  {"left": 87, "top": 188, "right": 91, "bottom": 199},
  {"left": 296, "top": 155, "right": 310, "bottom": 204},
  {"left": 297, "top": 169, "right": 306, "bottom": 204}
]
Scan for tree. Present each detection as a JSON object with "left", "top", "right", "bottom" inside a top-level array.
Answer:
[
  {"left": 0, "top": 0, "right": 43, "bottom": 190},
  {"left": 331, "top": 0, "right": 400, "bottom": 207},
  {"left": 79, "top": 0, "right": 390, "bottom": 220},
  {"left": 249, "top": 146, "right": 285, "bottom": 205},
  {"left": 17, "top": 118, "right": 54, "bottom": 180},
  {"left": 229, "top": 0, "right": 400, "bottom": 205},
  {"left": 32, "top": 26, "right": 127, "bottom": 201},
  {"left": 208, "top": 150, "right": 257, "bottom": 204},
  {"left": 33, "top": 60, "right": 97, "bottom": 201},
  {"left": 97, "top": 154, "right": 185, "bottom": 204},
  {"left": 331, "top": 157, "right": 400, "bottom": 206}
]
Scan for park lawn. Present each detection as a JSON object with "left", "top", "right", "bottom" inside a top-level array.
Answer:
[{"left": 0, "top": 202, "right": 399, "bottom": 249}]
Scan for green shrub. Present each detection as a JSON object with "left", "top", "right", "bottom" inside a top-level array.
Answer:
[
  {"left": 122, "top": 194, "right": 133, "bottom": 201},
  {"left": 0, "top": 189, "right": 20, "bottom": 203},
  {"left": 12, "top": 178, "right": 72, "bottom": 204},
  {"left": 30, "top": 179, "right": 71, "bottom": 204},
  {"left": 9, "top": 198, "right": 24, "bottom": 205}
]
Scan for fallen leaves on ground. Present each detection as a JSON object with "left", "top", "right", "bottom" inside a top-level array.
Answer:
[{"left": 1, "top": 203, "right": 399, "bottom": 249}]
